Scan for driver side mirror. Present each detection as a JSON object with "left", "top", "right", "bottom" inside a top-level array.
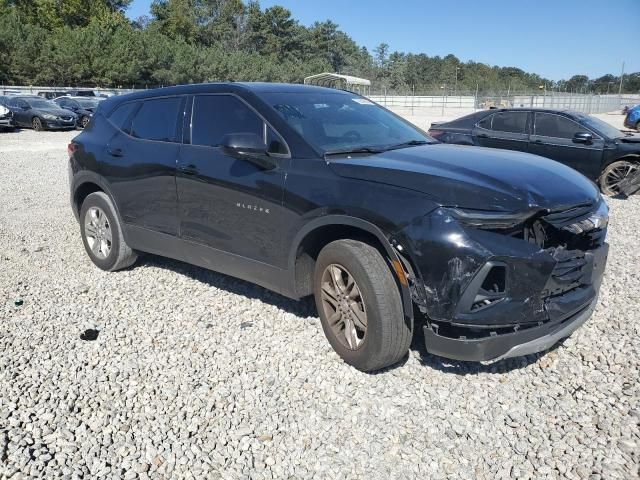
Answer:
[
  {"left": 573, "top": 132, "right": 593, "bottom": 144},
  {"left": 221, "top": 133, "right": 276, "bottom": 170}
]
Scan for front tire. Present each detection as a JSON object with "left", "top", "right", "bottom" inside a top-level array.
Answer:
[
  {"left": 314, "top": 240, "right": 412, "bottom": 372},
  {"left": 80, "top": 116, "right": 90, "bottom": 128},
  {"left": 79, "top": 192, "right": 137, "bottom": 271},
  {"left": 599, "top": 160, "right": 638, "bottom": 195},
  {"left": 32, "top": 117, "right": 44, "bottom": 131}
]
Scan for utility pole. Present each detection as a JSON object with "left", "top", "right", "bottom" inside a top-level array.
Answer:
[
  {"left": 454, "top": 67, "right": 460, "bottom": 97},
  {"left": 618, "top": 61, "right": 625, "bottom": 96}
]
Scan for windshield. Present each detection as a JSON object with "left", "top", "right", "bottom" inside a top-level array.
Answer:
[
  {"left": 262, "top": 92, "right": 433, "bottom": 154},
  {"left": 578, "top": 115, "right": 623, "bottom": 139},
  {"left": 76, "top": 98, "right": 101, "bottom": 108},
  {"left": 25, "top": 98, "right": 58, "bottom": 109}
]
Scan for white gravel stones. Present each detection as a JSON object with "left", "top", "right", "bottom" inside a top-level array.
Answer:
[{"left": 0, "top": 129, "right": 639, "bottom": 479}]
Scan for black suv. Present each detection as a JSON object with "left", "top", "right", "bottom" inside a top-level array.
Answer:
[{"left": 68, "top": 83, "right": 609, "bottom": 371}]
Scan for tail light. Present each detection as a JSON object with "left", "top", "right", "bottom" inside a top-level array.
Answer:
[
  {"left": 428, "top": 129, "right": 445, "bottom": 140},
  {"left": 67, "top": 143, "right": 77, "bottom": 157}
]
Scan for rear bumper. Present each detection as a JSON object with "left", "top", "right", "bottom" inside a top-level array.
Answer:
[{"left": 423, "top": 296, "right": 597, "bottom": 362}]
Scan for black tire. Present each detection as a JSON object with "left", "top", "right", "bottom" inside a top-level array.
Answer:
[
  {"left": 599, "top": 160, "right": 638, "bottom": 196},
  {"left": 32, "top": 117, "right": 44, "bottom": 131},
  {"left": 80, "top": 116, "right": 90, "bottom": 129},
  {"left": 79, "top": 192, "right": 137, "bottom": 271},
  {"left": 314, "top": 239, "right": 412, "bottom": 372}
]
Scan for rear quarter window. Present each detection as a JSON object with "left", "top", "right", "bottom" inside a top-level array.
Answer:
[
  {"left": 130, "top": 97, "right": 182, "bottom": 142},
  {"left": 108, "top": 102, "right": 138, "bottom": 132}
]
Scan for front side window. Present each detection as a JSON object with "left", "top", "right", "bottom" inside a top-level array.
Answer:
[
  {"left": 261, "top": 92, "right": 431, "bottom": 153},
  {"left": 535, "top": 113, "right": 584, "bottom": 139},
  {"left": 191, "top": 95, "right": 264, "bottom": 148},
  {"left": 130, "top": 97, "right": 182, "bottom": 142}
]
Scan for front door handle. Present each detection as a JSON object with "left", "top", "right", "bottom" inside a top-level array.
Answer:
[
  {"left": 107, "top": 147, "right": 124, "bottom": 157},
  {"left": 476, "top": 133, "right": 489, "bottom": 138},
  {"left": 532, "top": 139, "right": 543, "bottom": 144},
  {"left": 178, "top": 164, "right": 198, "bottom": 175}
]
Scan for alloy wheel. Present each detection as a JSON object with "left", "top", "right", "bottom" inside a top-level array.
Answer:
[
  {"left": 84, "top": 207, "right": 112, "bottom": 259},
  {"left": 603, "top": 161, "right": 638, "bottom": 195},
  {"left": 32, "top": 117, "right": 43, "bottom": 131},
  {"left": 320, "top": 264, "right": 368, "bottom": 350},
  {"left": 81, "top": 116, "right": 90, "bottom": 128}
]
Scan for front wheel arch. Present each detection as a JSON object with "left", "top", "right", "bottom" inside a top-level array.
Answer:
[{"left": 288, "top": 216, "right": 415, "bottom": 326}]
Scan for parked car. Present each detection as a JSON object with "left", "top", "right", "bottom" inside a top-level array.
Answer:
[
  {"left": 0, "top": 103, "right": 13, "bottom": 130},
  {"left": 624, "top": 104, "right": 640, "bottom": 131},
  {"left": 429, "top": 108, "right": 640, "bottom": 195},
  {"left": 53, "top": 96, "right": 103, "bottom": 128},
  {"left": 6, "top": 96, "right": 77, "bottom": 131},
  {"left": 68, "top": 83, "right": 609, "bottom": 371},
  {"left": 38, "top": 91, "right": 69, "bottom": 100},
  {"left": 67, "top": 89, "right": 98, "bottom": 97}
]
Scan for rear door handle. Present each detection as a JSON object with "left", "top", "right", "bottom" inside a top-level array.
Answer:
[
  {"left": 178, "top": 164, "right": 198, "bottom": 175},
  {"left": 107, "top": 147, "right": 124, "bottom": 157},
  {"left": 476, "top": 133, "right": 488, "bottom": 138},
  {"left": 532, "top": 139, "right": 543, "bottom": 144}
]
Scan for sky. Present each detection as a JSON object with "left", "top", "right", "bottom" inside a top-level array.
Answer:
[{"left": 125, "top": 0, "right": 640, "bottom": 81}]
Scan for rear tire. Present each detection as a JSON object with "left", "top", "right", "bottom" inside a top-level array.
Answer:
[
  {"left": 32, "top": 117, "right": 44, "bottom": 131},
  {"left": 314, "top": 239, "right": 412, "bottom": 372},
  {"left": 79, "top": 192, "right": 137, "bottom": 271},
  {"left": 599, "top": 160, "right": 638, "bottom": 195}
]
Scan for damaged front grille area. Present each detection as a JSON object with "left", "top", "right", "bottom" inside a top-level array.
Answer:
[{"left": 422, "top": 201, "right": 607, "bottom": 343}]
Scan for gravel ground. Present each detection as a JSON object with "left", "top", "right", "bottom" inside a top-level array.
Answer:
[{"left": 1, "top": 129, "right": 639, "bottom": 480}]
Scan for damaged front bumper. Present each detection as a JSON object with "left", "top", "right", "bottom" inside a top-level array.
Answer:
[
  {"left": 423, "top": 292, "right": 600, "bottom": 362},
  {"left": 397, "top": 205, "right": 609, "bottom": 362}
]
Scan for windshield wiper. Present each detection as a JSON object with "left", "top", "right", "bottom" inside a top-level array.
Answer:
[
  {"left": 324, "top": 147, "right": 384, "bottom": 158},
  {"left": 382, "top": 139, "right": 432, "bottom": 151}
]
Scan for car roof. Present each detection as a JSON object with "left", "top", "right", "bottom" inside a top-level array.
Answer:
[
  {"left": 56, "top": 96, "right": 99, "bottom": 100},
  {"left": 100, "top": 82, "right": 351, "bottom": 111}
]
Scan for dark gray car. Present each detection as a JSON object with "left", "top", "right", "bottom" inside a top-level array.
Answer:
[
  {"left": 53, "top": 96, "right": 103, "bottom": 128},
  {"left": 428, "top": 108, "right": 640, "bottom": 195},
  {"left": 7, "top": 96, "right": 77, "bottom": 131}
]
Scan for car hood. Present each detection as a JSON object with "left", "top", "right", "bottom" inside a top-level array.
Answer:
[
  {"left": 328, "top": 144, "right": 600, "bottom": 212},
  {"left": 618, "top": 134, "right": 640, "bottom": 143},
  {"left": 36, "top": 107, "right": 75, "bottom": 116}
]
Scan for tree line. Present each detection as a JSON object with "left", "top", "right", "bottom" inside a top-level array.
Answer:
[{"left": 1, "top": 0, "right": 638, "bottom": 95}]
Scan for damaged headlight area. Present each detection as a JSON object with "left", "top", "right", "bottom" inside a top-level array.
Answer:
[
  {"left": 445, "top": 198, "right": 609, "bottom": 251},
  {"left": 445, "top": 207, "right": 536, "bottom": 230}
]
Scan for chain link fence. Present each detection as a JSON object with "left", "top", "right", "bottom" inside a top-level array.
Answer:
[
  {"left": 3, "top": 84, "right": 639, "bottom": 117},
  {"left": 367, "top": 91, "right": 640, "bottom": 115}
]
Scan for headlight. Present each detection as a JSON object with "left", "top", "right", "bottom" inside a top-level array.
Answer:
[
  {"left": 42, "top": 114, "right": 57, "bottom": 120},
  {"left": 445, "top": 208, "right": 535, "bottom": 229},
  {"left": 562, "top": 199, "right": 608, "bottom": 234}
]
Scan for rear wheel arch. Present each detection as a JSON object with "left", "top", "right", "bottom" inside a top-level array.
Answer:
[{"left": 72, "top": 176, "right": 127, "bottom": 240}]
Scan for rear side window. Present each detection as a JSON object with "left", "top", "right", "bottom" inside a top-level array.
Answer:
[
  {"left": 191, "top": 95, "right": 264, "bottom": 147},
  {"left": 478, "top": 112, "right": 528, "bottom": 133},
  {"left": 108, "top": 102, "right": 138, "bottom": 131},
  {"left": 534, "top": 113, "right": 583, "bottom": 139},
  {"left": 130, "top": 97, "right": 182, "bottom": 142}
]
